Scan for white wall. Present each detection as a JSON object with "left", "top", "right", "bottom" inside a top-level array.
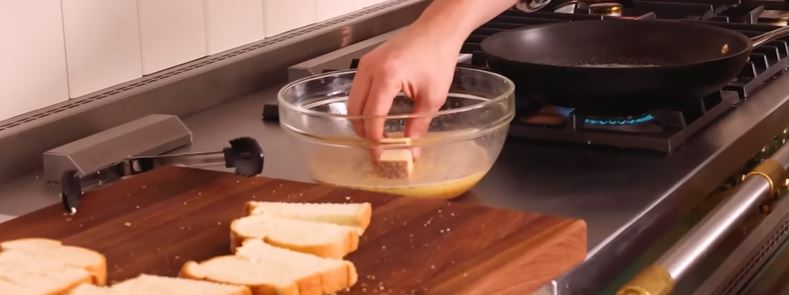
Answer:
[
  {"left": 205, "top": 0, "right": 266, "bottom": 54},
  {"left": 138, "top": 0, "right": 208, "bottom": 74},
  {"left": 0, "top": 0, "right": 387, "bottom": 122},
  {"left": 0, "top": 0, "right": 69, "bottom": 121},
  {"left": 62, "top": 0, "right": 143, "bottom": 98}
]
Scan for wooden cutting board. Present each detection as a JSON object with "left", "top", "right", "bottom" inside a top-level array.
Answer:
[{"left": 0, "top": 166, "right": 586, "bottom": 294}]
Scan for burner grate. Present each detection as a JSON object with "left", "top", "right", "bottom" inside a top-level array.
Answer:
[{"left": 508, "top": 91, "right": 739, "bottom": 153}]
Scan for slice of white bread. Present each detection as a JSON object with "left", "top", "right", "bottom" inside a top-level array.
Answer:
[
  {"left": 230, "top": 214, "right": 358, "bottom": 259},
  {"left": 180, "top": 256, "right": 312, "bottom": 295},
  {"left": 245, "top": 202, "right": 372, "bottom": 234},
  {"left": 0, "top": 244, "right": 93, "bottom": 295},
  {"left": 235, "top": 239, "right": 357, "bottom": 294},
  {"left": 181, "top": 240, "right": 357, "bottom": 295},
  {"left": 0, "top": 238, "right": 107, "bottom": 295},
  {"left": 0, "top": 279, "right": 30, "bottom": 295},
  {"left": 68, "top": 274, "right": 251, "bottom": 295},
  {"left": 1, "top": 238, "right": 107, "bottom": 285}
]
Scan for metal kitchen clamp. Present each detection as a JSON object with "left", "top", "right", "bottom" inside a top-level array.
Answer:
[{"left": 42, "top": 115, "right": 264, "bottom": 215}]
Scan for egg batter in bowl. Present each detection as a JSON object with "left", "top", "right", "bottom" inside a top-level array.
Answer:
[{"left": 307, "top": 134, "right": 493, "bottom": 199}]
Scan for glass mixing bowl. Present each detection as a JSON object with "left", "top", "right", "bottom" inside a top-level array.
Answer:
[{"left": 277, "top": 67, "right": 515, "bottom": 199}]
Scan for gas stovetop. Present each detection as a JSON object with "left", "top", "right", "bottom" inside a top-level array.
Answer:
[{"left": 460, "top": 5, "right": 789, "bottom": 152}]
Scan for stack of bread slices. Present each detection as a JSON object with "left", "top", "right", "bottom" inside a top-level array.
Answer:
[
  {"left": 1, "top": 201, "right": 371, "bottom": 295},
  {"left": 181, "top": 201, "right": 372, "bottom": 295},
  {"left": 0, "top": 238, "right": 107, "bottom": 294}
]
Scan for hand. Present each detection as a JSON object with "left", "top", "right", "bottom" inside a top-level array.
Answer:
[{"left": 347, "top": 24, "right": 463, "bottom": 143}]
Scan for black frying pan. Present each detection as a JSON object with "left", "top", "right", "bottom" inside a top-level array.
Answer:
[{"left": 481, "top": 20, "right": 789, "bottom": 115}]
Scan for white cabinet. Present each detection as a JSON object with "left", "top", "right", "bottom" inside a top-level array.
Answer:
[
  {"left": 138, "top": 0, "right": 207, "bottom": 74},
  {"left": 204, "top": 0, "right": 265, "bottom": 55},
  {"left": 0, "top": 0, "right": 69, "bottom": 121},
  {"left": 62, "top": 0, "right": 143, "bottom": 98},
  {"left": 263, "top": 0, "right": 317, "bottom": 37}
]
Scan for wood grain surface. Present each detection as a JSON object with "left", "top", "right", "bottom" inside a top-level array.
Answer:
[{"left": 0, "top": 166, "right": 587, "bottom": 294}]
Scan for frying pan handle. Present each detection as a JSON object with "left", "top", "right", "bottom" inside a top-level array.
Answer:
[{"left": 752, "top": 25, "right": 789, "bottom": 48}]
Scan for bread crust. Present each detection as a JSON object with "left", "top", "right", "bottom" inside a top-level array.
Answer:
[
  {"left": 243, "top": 201, "right": 373, "bottom": 234},
  {"left": 356, "top": 203, "right": 372, "bottom": 234},
  {"left": 244, "top": 202, "right": 256, "bottom": 216},
  {"left": 180, "top": 257, "right": 310, "bottom": 295},
  {"left": 230, "top": 220, "right": 358, "bottom": 259},
  {"left": 49, "top": 273, "right": 93, "bottom": 295},
  {"left": 70, "top": 274, "right": 254, "bottom": 295},
  {"left": 86, "top": 254, "right": 108, "bottom": 286},
  {"left": 318, "top": 262, "right": 356, "bottom": 294}
]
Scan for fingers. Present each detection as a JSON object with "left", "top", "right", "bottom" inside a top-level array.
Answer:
[
  {"left": 347, "top": 68, "right": 372, "bottom": 138},
  {"left": 362, "top": 77, "right": 400, "bottom": 162},
  {"left": 362, "top": 77, "right": 401, "bottom": 141}
]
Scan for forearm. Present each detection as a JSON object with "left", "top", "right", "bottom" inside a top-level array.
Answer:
[{"left": 408, "top": 0, "right": 518, "bottom": 43}]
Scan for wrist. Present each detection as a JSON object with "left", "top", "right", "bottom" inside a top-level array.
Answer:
[
  {"left": 408, "top": 0, "right": 518, "bottom": 45},
  {"left": 405, "top": 18, "right": 470, "bottom": 52},
  {"left": 408, "top": 0, "right": 484, "bottom": 44}
]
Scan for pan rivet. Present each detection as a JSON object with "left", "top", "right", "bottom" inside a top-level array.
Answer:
[{"left": 721, "top": 44, "right": 730, "bottom": 55}]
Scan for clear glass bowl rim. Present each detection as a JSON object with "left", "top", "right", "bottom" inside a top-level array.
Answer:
[{"left": 276, "top": 67, "right": 516, "bottom": 120}]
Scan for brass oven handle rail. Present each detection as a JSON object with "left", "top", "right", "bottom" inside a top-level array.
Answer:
[{"left": 617, "top": 142, "right": 789, "bottom": 295}]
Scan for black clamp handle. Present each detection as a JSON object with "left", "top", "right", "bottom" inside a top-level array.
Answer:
[
  {"left": 61, "top": 170, "right": 82, "bottom": 215},
  {"left": 223, "top": 137, "right": 264, "bottom": 177}
]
